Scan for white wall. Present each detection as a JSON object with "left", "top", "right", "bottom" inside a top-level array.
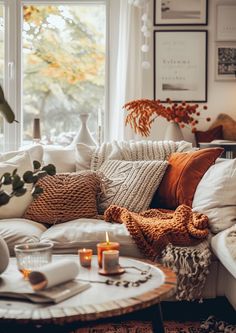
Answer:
[{"left": 141, "top": 0, "right": 236, "bottom": 144}]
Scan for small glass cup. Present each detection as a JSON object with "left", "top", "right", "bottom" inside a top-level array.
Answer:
[
  {"left": 78, "top": 248, "right": 93, "bottom": 267},
  {"left": 14, "top": 242, "right": 53, "bottom": 280}
]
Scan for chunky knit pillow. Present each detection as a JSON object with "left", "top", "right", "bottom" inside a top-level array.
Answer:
[
  {"left": 98, "top": 160, "right": 168, "bottom": 213},
  {"left": 24, "top": 172, "right": 100, "bottom": 225}
]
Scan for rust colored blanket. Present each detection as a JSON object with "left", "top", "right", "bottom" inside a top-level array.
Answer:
[{"left": 104, "top": 204, "right": 209, "bottom": 260}]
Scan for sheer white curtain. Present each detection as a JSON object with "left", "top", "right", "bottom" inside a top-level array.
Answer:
[{"left": 108, "top": 0, "right": 142, "bottom": 141}]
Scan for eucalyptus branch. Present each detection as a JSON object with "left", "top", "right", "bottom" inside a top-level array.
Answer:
[{"left": 0, "top": 161, "right": 56, "bottom": 206}]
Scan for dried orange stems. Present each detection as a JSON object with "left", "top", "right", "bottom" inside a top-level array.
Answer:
[{"left": 123, "top": 99, "right": 209, "bottom": 137}]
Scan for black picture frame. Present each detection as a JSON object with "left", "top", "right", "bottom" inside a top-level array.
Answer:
[
  {"left": 153, "top": 30, "right": 208, "bottom": 102},
  {"left": 154, "top": 0, "right": 208, "bottom": 26},
  {"left": 215, "top": 42, "right": 236, "bottom": 81}
]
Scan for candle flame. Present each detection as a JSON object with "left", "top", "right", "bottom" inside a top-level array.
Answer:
[
  {"left": 105, "top": 232, "right": 110, "bottom": 245},
  {"left": 83, "top": 248, "right": 86, "bottom": 252}
]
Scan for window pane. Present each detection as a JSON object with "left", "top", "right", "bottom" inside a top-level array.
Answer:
[
  {"left": 22, "top": 4, "right": 106, "bottom": 146},
  {"left": 0, "top": 5, "right": 4, "bottom": 151}
]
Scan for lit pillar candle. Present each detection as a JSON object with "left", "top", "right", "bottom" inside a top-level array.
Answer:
[
  {"left": 97, "top": 232, "right": 120, "bottom": 268},
  {"left": 102, "top": 250, "right": 120, "bottom": 273},
  {"left": 78, "top": 248, "right": 93, "bottom": 267}
]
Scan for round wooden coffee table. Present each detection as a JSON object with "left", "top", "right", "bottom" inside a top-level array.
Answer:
[{"left": 0, "top": 255, "right": 176, "bottom": 333}]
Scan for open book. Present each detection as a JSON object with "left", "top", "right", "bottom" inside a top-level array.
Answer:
[
  {"left": 0, "top": 279, "right": 90, "bottom": 304},
  {"left": 210, "top": 140, "right": 236, "bottom": 144}
]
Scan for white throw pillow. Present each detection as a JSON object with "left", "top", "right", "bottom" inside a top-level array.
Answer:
[
  {"left": 0, "top": 144, "right": 44, "bottom": 166},
  {"left": 192, "top": 159, "right": 236, "bottom": 233},
  {"left": 76, "top": 143, "right": 96, "bottom": 171},
  {"left": 0, "top": 152, "right": 34, "bottom": 218},
  {"left": 43, "top": 146, "right": 76, "bottom": 173},
  {"left": 98, "top": 159, "right": 168, "bottom": 213}
]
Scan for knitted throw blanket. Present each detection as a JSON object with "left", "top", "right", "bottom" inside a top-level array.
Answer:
[
  {"left": 104, "top": 204, "right": 211, "bottom": 301},
  {"left": 90, "top": 140, "right": 192, "bottom": 171}
]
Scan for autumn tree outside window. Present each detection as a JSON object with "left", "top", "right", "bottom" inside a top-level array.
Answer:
[{"left": 0, "top": 0, "right": 107, "bottom": 150}]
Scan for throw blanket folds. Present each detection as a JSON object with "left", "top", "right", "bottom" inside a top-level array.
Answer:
[{"left": 104, "top": 204, "right": 211, "bottom": 301}]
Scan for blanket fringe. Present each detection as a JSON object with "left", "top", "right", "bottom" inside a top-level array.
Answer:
[{"left": 161, "top": 241, "right": 212, "bottom": 301}]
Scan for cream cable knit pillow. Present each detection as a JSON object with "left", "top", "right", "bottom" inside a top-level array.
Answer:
[
  {"left": 76, "top": 140, "right": 192, "bottom": 171},
  {"left": 98, "top": 160, "right": 168, "bottom": 213}
]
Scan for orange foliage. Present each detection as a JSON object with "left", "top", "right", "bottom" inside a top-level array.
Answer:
[{"left": 124, "top": 99, "right": 209, "bottom": 137}]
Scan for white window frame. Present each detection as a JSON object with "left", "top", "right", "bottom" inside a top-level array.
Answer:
[{"left": 2, "top": 0, "right": 109, "bottom": 151}]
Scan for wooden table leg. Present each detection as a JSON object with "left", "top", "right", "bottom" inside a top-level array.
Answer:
[{"left": 150, "top": 303, "right": 165, "bottom": 333}]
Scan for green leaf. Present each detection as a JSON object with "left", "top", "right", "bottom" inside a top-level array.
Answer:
[
  {"left": 12, "top": 169, "right": 18, "bottom": 176},
  {"left": 32, "top": 185, "right": 43, "bottom": 198},
  {"left": 0, "top": 101, "right": 16, "bottom": 123},
  {"left": 0, "top": 191, "right": 10, "bottom": 205},
  {"left": 0, "top": 85, "right": 5, "bottom": 103},
  {"left": 35, "top": 170, "right": 47, "bottom": 179},
  {"left": 14, "top": 187, "right": 27, "bottom": 197},
  {"left": 12, "top": 176, "right": 25, "bottom": 191},
  {"left": 42, "top": 164, "right": 56, "bottom": 176},
  {"left": 23, "top": 170, "right": 34, "bottom": 183},
  {"left": 33, "top": 160, "right": 41, "bottom": 170},
  {"left": 32, "top": 175, "right": 39, "bottom": 183},
  {"left": 1, "top": 173, "right": 12, "bottom": 185}
]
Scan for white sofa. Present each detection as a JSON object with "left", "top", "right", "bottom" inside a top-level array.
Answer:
[{"left": 0, "top": 143, "right": 235, "bottom": 309}]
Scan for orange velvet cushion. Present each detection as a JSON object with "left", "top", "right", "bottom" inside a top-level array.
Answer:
[
  {"left": 152, "top": 148, "right": 224, "bottom": 210},
  {"left": 24, "top": 172, "right": 100, "bottom": 225}
]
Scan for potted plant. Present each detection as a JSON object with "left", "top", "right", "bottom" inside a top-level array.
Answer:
[{"left": 0, "top": 85, "right": 56, "bottom": 206}]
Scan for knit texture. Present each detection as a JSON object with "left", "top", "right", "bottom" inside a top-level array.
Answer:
[
  {"left": 90, "top": 140, "right": 192, "bottom": 171},
  {"left": 104, "top": 204, "right": 209, "bottom": 258},
  {"left": 104, "top": 204, "right": 211, "bottom": 300},
  {"left": 98, "top": 160, "right": 168, "bottom": 213},
  {"left": 162, "top": 241, "right": 211, "bottom": 301},
  {"left": 24, "top": 172, "right": 101, "bottom": 225}
]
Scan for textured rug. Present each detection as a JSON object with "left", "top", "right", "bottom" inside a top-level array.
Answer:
[{"left": 73, "top": 317, "right": 236, "bottom": 333}]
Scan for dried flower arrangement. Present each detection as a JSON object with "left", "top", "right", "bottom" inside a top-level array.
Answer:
[{"left": 124, "top": 98, "right": 210, "bottom": 137}]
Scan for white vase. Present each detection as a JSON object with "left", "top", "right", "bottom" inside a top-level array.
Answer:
[
  {"left": 164, "top": 121, "right": 184, "bottom": 142},
  {"left": 72, "top": 113, "right": 97, "bottom": 146},
  {"left": 0, "top": 237, "right": 9, "bottom": 274}
]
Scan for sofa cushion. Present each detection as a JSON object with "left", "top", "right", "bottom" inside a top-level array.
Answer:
[
  {"left": 43, "top": 146, "right": 76, "bottom": 173},
  {"left": 40, "top": 218, "right": 142, "bottom": 258},
  {"left": 98, "top": 160, "right": 168, "bottom": 213},
  {"left": 211, "top": 226, "right": 236, "bottom": 279},
  {"left": 0, "top": 219, "right": 47, "bottom": 255},
  {"left": 152, "top": 148, "right": 224, "bottom": 210},
  {"left": 24, "top": 172, "right": 101, "bottom": 225},
  {"left": 193, "top": 159, "right": 236, "bottom": 233},
  {"left": 0, "top": 144, "right": 43, "bottom": 166},
  {"left": 0, "top": 152, "right": 34, "bottom": 219},
  {"left": 76, "top": 143, "right": 96, "bottom": 171}
]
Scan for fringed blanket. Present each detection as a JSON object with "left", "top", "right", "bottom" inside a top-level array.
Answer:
[{"left": 104, "top": 204, "right": 212, "bottom": 301}]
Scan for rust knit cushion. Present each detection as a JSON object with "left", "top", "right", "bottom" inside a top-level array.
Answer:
[
  {"left": 24, "top": 172, "right": 100, "bottom": 225},
  {"left": 151, "top": 148, "right": 224, "bottom": 210}
]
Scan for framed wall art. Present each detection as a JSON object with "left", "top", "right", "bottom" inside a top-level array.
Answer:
[
  {"left": 215, "top": 42, "right": 236, "bottom": 81},
  {"left": 154, "top": 30, "right": 208, "bottom": 102},
  {"left": 154, "top": 0, "right": 208, "bottom": 26},
  {"left": 216, "top": 5, "right": 236, "bottom": 41}
]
